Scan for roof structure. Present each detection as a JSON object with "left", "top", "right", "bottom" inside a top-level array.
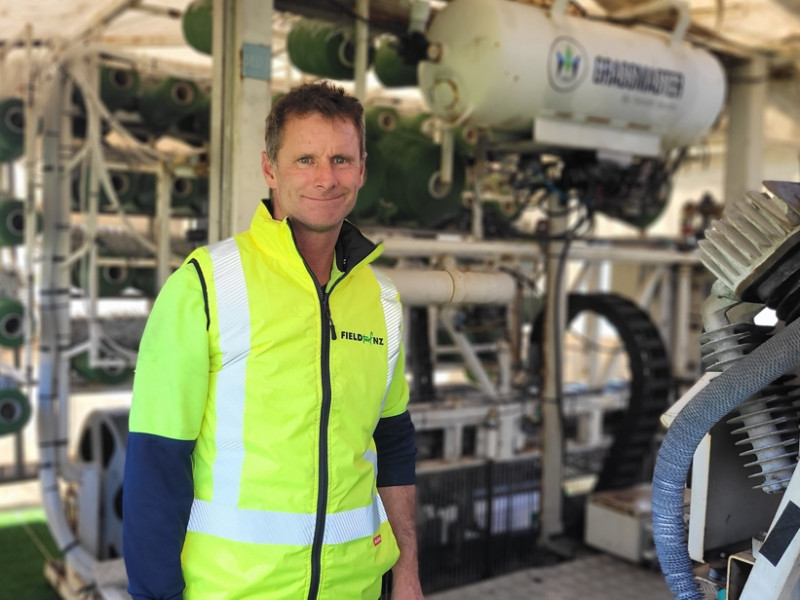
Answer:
[{"left": 0, "top": 0, "right": 798, "bottom": 71}]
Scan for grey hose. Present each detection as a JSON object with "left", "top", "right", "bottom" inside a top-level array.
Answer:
[{"left": 652, "top": 316, "right": 800, "bottom": 599}]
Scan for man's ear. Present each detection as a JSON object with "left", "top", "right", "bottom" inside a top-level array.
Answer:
[{"left": 261, "top": 151, "right": 276, "bottom": 188}]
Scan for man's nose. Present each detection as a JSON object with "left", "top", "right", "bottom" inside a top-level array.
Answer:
[{"left": 314, "top": 162, "right": 336, "bottom": 189}]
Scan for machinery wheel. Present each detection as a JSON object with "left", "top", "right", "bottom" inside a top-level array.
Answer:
[{"left": 533, "top": 292, "right": 672, "bottom": 491}]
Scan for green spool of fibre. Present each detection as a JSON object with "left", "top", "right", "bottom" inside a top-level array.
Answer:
[
  {"left": 0, "top": 297, "right": 24, "bottom": 348},
  {"left": 72, "top": 351, "right": 134, "bottom": 385},
  {"left": 101, "top": 170, "right": 141, "bottom": 212},
  {"left": 131, "top": 268, "right": 158, "bottom": 297},
  {"left": 100, "top": 67, "right": 141, "bottom": 112},
  {"left": 397, "top": 112, "right": 435, "bottom": 139},
  {"left": 138, "top": 77, "right": 203, "bottom": 131},
  {"left": 98, "top": 265, "right": 134, "bottom": 296},
  {"left": 72, "top": 263, "right": 134, "bottom": 297},
  {"left": 132, "top": 173, "right": 157, "bottom": 215},
  {"left": 365, "top": 105, "right": 399, "bottom": 140},
  {"left": 0, "top": 198, "right": 41, "bottom": 246},
  {"left": 72, "top": 170, "right": 138, "bottom": 212},
  {"left": 176, "top": 93, "right": 210, "bottom": 143},
  {"left": 182, "top": 0, "right": 213, "bottom": 55},
  {"left": 171, "top": 176, "right": 208, "bottom": 216},
  {"left": 374, "top": 39, "right": 418, "bottom": 88},
  {"left": 0, "top": 97, "right": 25, "bottom": 163},
  {"left": 287, "top": 19, "right": 374, "bottom": 80},
  {"left": 0, "top": 387, "right": 30, "bottom": 436},
  {"left": 378, "top": 131, "right": 466, "bottom": 227},
  {"left": 351, "top": 137, "right": 386, "bottom": 221}
]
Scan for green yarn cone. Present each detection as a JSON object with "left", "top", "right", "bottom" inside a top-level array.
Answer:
[
  {"left": 0, "top": 387, "right": 30, "bottom": 436},
  {"left": 138, "top": 77, "right": 203, "bottom": 131},
  {"left": 182, "top": 0, "right": 213, "bottom": 55},
  {"left": 0, "top": 297, "right": 24, "bottom": 347},
  {"left": 374, "top": 38, "right": 418, "bottom": 88},
  {"left": 287, "top": 19, "right": 374, "bottom": 80},
  {"left": 0, "top": 97, "right": 24, "bottom": 163},
  {"left": 100, "top": 66, "right": 141, "bottom": 112}
]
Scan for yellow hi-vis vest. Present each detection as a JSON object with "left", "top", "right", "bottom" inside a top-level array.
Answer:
[{"left": 139, "top": 204, "right": 407, "bottom": 599}]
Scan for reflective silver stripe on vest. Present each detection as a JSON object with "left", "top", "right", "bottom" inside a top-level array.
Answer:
[
  {"left": 187, "top": 495, "right": 388, "bottom": 546},
  {"left": 207, "top": 238, "right": 250, "bottom": 506},
  {"left": 372, "top": 268, "right": 402, "bottom": 415},
  {"left": 363, "top": 448, "right": 378, "bottom": 480}
]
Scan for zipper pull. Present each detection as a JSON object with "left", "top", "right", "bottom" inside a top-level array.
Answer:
[
  {"left": 323, "top": 293, "right": 337, "bottom": 340},
  {"left": 329, "top": 315, "right": 337, "bottom": 340}
]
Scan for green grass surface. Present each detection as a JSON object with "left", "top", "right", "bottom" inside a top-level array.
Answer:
[{"left": 0, "top": 507, "right": 62, "bottom": 600}]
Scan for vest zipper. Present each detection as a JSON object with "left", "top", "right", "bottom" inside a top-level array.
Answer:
[
  {"left": 322, "top": 291, "right": 337, "bottom": 340},
  {"left": 308, "top": 284, "right": 341, "bottom": 600}
]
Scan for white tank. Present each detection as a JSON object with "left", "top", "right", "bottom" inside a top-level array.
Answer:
[{"left": 418, "top": 0, "right": 727, "bottom": 155}]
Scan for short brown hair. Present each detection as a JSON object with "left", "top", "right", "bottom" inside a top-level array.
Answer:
[{"left": 264, "top": 82, "right": 365, "bottom": 163}]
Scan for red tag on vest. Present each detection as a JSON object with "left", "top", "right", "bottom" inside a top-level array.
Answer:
[{"left": 373, "top": 534, "right": 382, "bottom": 546}]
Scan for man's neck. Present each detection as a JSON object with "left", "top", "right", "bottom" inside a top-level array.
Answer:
[{"left": 292, "top": 226, "right": 340, "bottom": 287}]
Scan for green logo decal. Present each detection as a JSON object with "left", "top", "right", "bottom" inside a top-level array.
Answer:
[
  {"left": 547, "top": 36, "right": 589, "bottom": 93},
  {"left": 340, "top": 330, "right": 385, "bottom": 346}
]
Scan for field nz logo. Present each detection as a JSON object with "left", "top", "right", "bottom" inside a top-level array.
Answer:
[
  {"left": 547, "top": 36, "right": 589, "bottom": 92},
  {"left": 340, "top": 330, "right": 385, "bottom": 346}
]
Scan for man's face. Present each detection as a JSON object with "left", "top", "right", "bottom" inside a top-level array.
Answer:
[{"left": 261, "top": 113, "right": 365, "bottom": 234}]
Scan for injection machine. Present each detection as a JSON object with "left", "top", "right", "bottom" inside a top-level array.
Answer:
[{"left": 654, "top": 180, "right": 800, "bottom": 600}]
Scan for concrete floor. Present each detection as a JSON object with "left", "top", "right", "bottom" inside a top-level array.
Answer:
[{"left": 427, "top": 552, "right": 675, "bottom": 600}]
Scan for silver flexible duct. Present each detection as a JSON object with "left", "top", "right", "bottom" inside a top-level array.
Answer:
[{"left": 652, "top": 315, "right": 800, "bottom": 599}]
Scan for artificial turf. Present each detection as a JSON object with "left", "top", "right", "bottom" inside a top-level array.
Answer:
[{"left": 0, "top": 507, "right": 62, "bottom": 600}]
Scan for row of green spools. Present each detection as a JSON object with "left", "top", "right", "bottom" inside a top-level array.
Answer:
[
  {"left": 182, "top": 1, "right": 476, "bottom": 226},
  {"left": 0, "top": 193, "right": 35, "bottom": 435},
  {"left": 0, "top": 69, "right": 211, "bottom": 165},
  {"left": 182, "top": 0, "right": 418, "bottom": 87},
  {"left": 72, "top": 169, "right": 208, "bottom": 217},
  {"left": 0, "top": 203, "right": 28, "bottom": 435},
  {"left": 0, "top": 192, "right": 37, "bottom": 427}
]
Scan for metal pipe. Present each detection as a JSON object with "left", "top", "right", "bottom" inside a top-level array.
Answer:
[
  {"left": 723, "top": 55, "right": 767, "bottom": 204},
  {"left": 540, "top": 192, "right": 567, "bottom": 543},
  {"left": 38, "top": 69, "right": 96, "bottom": 585},
  {"left": 439, "top": 306, "right": 498, "bottom": 399},
  {"left": 380, "top": 236, "right": 701, "bottom": 265},
  {"left": 156, "top": 160, "right": 173, "bottom": 292},
  {"left": 377, "top": 268, "right": 516, "bottom": 306},
  {"left": 611, "top": 0, "right": 692, "bottom": 44},
  {"left": 439, "top": 127, "right": 454, "bottom": 187},
  {"left": 354, "top": 0, "right": 369, "bottom": 102},
  {"left": 74, "top": 0, "right": 144, "bottom": 44},
  {"left": 408, "top": 0, "right": 431, "bottom": 33},
  {"left": 23, "top": 23, "right": 36, "bottom": 409},
  {"left": 673, "top": 264, "right": 694, "bottom": 380}
]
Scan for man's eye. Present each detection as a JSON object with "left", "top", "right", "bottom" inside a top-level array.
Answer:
[
  {"left": 333, "top": 156, "right": 348, "bottom": 165},
  {"left": 298, "top": 157, "right": 312, "bottom": 164}
]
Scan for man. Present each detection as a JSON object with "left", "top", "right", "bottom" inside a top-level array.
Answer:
[{"left": 123, "top": 81, "right": 423, "bottom": 600}]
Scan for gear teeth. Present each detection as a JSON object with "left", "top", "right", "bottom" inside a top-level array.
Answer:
[{"left": 699, "top": 184, "right": 800, "bottom": 298}]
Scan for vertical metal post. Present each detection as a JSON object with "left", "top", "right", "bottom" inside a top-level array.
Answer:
[
  {"left": 723, "top": 55, "right": 767, "bottom": 204},
  {"left": 539, "top": 192, "right": 567, "bottom": 544},
  {"left": 208, "top": 0, "right": 273, "bottom": 243},
  {"left": 354, "top": 0, "right": 369, "bottom": 103},
  {"left": 471, "top": 134, "right": 488, "bottom": 239},
  {"left": 38, "top": 68, "right": 97, "bottom": 583},
  {"left": 156, "top": 161, "right": 173, "bottom": 290},
  {"left": 20, "top": 23, "right": 36, "bottom": 480},
  {"left": 672, "top": 264, "right": 693, "bottom": 384},
  {"left": 85, "top": 58, "right": 102, "bottom": 368}
]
